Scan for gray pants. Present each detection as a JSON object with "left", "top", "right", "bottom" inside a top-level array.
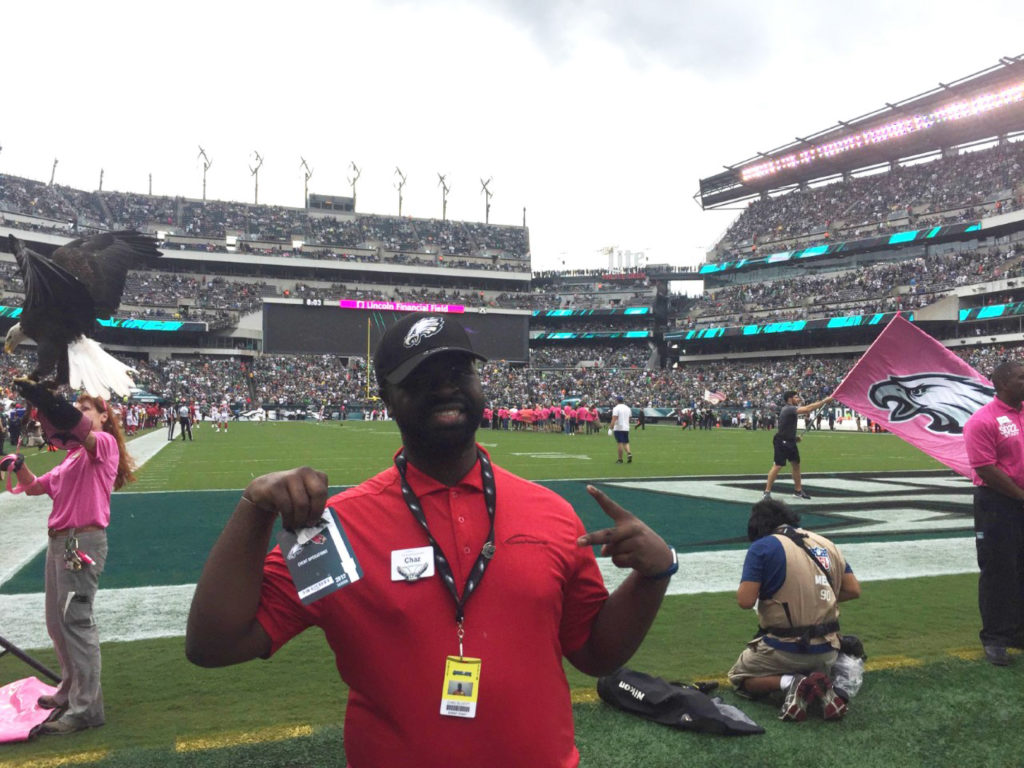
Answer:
[{"left": 45, "top": 529, "right": 108, "bottom": 727}]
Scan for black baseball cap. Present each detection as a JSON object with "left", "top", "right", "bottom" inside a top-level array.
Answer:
[{"left": 374, "top": 313, "right": 487, "bottom": 385}]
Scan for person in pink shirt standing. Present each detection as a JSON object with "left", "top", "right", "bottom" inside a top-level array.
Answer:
[
  {"left": 563, "top": 404, "right": 576, "bottom": 436},
  {"left": 3, "top": 384, "right": 136, "bottom": 735},
  {"left": 964, "top": 361, "right": 1024, "bottom": 667}
]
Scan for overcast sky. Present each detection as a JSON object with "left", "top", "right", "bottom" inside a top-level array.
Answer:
[{"left": 3, "top": 1, "right": 1023, "bottom": 272}]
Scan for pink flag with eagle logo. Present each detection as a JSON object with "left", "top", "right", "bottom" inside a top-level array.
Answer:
[{"left": 832, "top": 314, "right": 994, "bottom": 477}]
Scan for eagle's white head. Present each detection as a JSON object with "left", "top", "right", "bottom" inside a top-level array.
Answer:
[
  {"left": 868, "top": 373, "right": 994, "bottom": 435},
  {"left": 4, "top": 323, "right": 28, "bottom": 355}
]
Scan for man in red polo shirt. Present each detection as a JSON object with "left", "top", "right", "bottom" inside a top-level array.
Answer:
[
  {"left": 186, "top": 313, "right": 677, "bottom": 768},
  {"left": 964, "top": 360, "right": 1024, "bottom": 666}
]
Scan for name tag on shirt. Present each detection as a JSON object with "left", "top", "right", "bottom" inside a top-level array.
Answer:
[
  {"left": 391, "top": 546, "right": 435, "bottom": 582},
  {"left": 277, "top": 506, "right": 362, "bottom": 605}
]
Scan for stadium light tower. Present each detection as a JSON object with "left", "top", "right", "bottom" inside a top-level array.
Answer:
[
  {"left": 348, "top": 162, "right": 361, "bottom": 211},
  {"left": 300, "top": 156, "right": 314, "bottom": 209},
  {"left": 480, "top": 177, "right": 493, "bottom": 224},
  {"left": 249, "top": 150, "right": 264, "bottom": 205},
  {"left": 438, "top": 173, "right": 450, "bottom": 222},
  {"left": 49, "top": 158, "right": 58, "bottom": 186},
  {"left": 198, "top": 146, "right": 213, "bottom": 203},
  {"left": 394, "top": 167, "right": 407, "bottom": 216},
  {"left": 98, "top": 169, "right": 104, "bottom": 192}
]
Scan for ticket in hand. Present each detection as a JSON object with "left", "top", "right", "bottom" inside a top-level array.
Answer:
[{"left": 277, "top": 506, "right": 362, "bottom": 605}]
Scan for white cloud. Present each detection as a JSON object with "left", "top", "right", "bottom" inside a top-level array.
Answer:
[{"left": 2, "top": 0, "right": 1023, "bottom": 272}]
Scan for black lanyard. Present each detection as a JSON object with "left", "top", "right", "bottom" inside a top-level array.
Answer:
[{"left": 394, "top": 449, "right": 496, "bottom": 626}]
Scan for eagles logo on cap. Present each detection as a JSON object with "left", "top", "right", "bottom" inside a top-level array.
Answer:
[
  {"left": 374, "top": 313, "right": 487, "bottom": 385},
  {"left": 403, "top": 317, "right": 445, "bottom": 348}
]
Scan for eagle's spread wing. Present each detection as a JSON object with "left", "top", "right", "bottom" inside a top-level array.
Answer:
[
  {"left": 11, "top": 236, "right": 96, "bottom": 332},
  {"left": 7, "top": 231, "right": 162, "bottom": 395},
  {"left": 48, "top": 230, "right": 161, "bottom": 317}
]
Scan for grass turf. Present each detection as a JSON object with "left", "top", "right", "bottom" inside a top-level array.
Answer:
[
  {"left": 117, "top": 420, "right": 944, "bottom": 491},
  {"left": 2, "top": 421, "right": 1012, "bottom": 767}
]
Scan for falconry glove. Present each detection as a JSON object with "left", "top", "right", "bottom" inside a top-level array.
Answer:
[
  {"left": 0, "top": 453, "right": 24, "bottom": 472},
  {"left": 12, "top": 380, "right": 91, "bottom": 448}
]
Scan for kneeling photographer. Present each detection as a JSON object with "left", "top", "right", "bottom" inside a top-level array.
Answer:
[{"left": 728, "top": 498, "right": 862, "bottom": 722}]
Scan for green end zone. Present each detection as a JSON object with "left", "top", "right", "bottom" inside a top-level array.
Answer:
[{"left": 0, "top": 471, "right": 973, "bottom": 594}]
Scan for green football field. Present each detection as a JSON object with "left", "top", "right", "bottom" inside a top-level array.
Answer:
[{"left": 1, "top": 422, "right": 1022, "bottom": 767}]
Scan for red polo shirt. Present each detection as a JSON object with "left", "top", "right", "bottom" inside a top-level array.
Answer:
[{"left": 256, "top": 448, "right": 608, "bottom": 768}]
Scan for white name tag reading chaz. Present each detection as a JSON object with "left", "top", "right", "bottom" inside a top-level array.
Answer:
[{"left": 391, "top": 546, "right": 436, "bottom": 582}]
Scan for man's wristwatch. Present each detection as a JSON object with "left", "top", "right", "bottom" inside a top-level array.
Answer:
[{"left": 645, "top": 547, "right": 678, "bottom": 580}]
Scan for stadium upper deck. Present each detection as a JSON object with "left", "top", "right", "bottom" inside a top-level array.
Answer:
[
  {"left": 699, "top": 54, "right": 1024, "bottom": 208},
  {"left": 700, "top": 55, "right": 1024, "bottom": 266},
  {"left": 0, "top": 174, "right": 531, "bottom": 261}
]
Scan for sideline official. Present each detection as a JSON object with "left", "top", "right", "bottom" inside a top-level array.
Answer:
[{"left": 963, "top": 360, "right": 1024, "bottom": 666}]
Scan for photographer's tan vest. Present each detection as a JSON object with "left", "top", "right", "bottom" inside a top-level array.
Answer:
[{"left": 757, "top": 528, "right": 846, "bottom": 649}]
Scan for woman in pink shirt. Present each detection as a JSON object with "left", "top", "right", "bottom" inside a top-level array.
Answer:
[{"left": 4, "top": 388, "right": 135, "bottom": 736}]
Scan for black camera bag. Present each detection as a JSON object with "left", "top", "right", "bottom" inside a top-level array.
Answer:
[{"left": 597, "top": 668, "right": 764, "bottom": 736}]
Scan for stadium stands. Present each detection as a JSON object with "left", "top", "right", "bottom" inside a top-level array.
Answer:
[
  {"left": 683, "top": 243, "right": 1021, "bottom": 330},
  {"left": 4, "top": 122, "right": 1024, "bottom": 421},
  {"left": 711, "top": 140, "right": 1024, "bottom": 261}
]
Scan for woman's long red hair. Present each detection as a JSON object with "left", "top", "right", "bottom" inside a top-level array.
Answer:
[{"left": 77, "top": 395, "right": 136, "bottom": 490}]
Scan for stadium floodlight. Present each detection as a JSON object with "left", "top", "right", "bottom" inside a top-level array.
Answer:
[
  {"left": 347, "top": 162, "right": 361, "bottom": 211},
  {"left": 395, "top": 167, "right": 407, "bottom": 216},
  {"left": 49, "top": 158, "right": 58, "bottom": 186},
  {"left": 249, "top": 151, "right": 264, "bottom": 205},
  {"left": 300, "top": 157, "right": 314, "bottom": 209},
  {"left": 438, "top": 173, "right": 450, "bottom": 221},
  {"left": 741, "top": 79, "right": 1024, "bottom": 183},
  {"left": 98, "top": 168, "right": 103, "bottom": 192},
  {"left": 480, "top": 177, "right": 493, "bottom": 224},
  {"left": 198, "top": 147, "right": 213, "bottom": 203}
]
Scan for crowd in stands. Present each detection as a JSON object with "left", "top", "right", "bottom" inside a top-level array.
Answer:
[
  {"left": 529, "top": 344, "right": 651, "bottom": 370},
  {"left": 530, "top": 273, "right": 654, "bottom": 310},
  {"left": 6, "top": 142, "right": 1024, "bottom": 419},
  {"left": 716, "top": 141, "right": 1024, "bottom": 258},
  {"left": 0, "top": 256, "right": 536, "bottom": 314},
  {"left": 120, "top": 272, "right": 270, "bottom": 314},
  {"left": 0, "top": 175, "right": 530, "bottom": 259},
  {"left": 0, "top": 334, "right": 1019, "bottom": 429},
  {"left": 685, "top": 244, "right": 1021, "bottom": 329}
]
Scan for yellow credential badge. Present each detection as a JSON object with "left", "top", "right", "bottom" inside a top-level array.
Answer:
[{"left": 440, "top": 655, "right": 481, "bottom": 718}]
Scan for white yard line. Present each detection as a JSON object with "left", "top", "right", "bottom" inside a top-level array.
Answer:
[{"left": 0, "top": 537, "right": 977, "bottom": 651}]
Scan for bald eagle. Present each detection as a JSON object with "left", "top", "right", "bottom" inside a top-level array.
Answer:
[{"left": 5, "top": 230, "right": 162, "bottom": 398}]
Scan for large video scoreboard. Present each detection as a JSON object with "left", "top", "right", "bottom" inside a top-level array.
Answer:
[{"left": 263, "top": 301, "right": 529, "bottom": 362}]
